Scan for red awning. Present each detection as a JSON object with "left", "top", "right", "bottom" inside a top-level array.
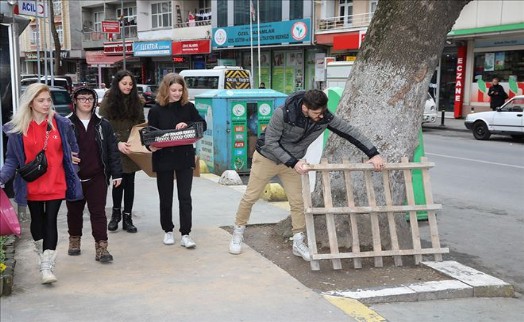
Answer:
[{"left": 85, "top": 51, "right": 126, "bottom": 66}]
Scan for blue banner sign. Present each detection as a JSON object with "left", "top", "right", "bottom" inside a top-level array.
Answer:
[
  {"left": 212, "top": 19, "right": 311, "bottom": 48},
  {"left": 133, "top": 40, "right": 172, "bottom": 57}
]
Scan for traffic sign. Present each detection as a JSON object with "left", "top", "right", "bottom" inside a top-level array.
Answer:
[
  {"left": 102, "top": 21, "right": 121, "bottom": 34},
  {"left": 17, "top": 0, "right": 47, "bottom": 18}
]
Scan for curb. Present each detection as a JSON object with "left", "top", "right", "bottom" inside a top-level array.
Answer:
[{"left": 323, "top": 261, "right": 515, "bottom": 305}]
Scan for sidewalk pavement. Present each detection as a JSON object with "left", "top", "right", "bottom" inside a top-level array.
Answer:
[
  {"left": 1, "top": 172, "right": 356, "bottom": 322},
  {"left": 422, "top": 115, "right": 469, "bottom": 132},
  {"left": 3, "top": 170, "right": 522, "bottom": 322}
]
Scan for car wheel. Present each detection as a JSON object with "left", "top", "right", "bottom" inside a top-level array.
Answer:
[{"left": 472, "top": 122, "right": 491, "bottom": 140}]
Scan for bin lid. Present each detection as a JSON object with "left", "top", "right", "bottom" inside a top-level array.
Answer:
[{"left": 195, "top": 89, "right": 288, "bottom": 99}]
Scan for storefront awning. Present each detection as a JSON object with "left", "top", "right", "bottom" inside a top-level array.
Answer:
[{"left": 85, "top": 51, "right": 128, "bottom": 67}]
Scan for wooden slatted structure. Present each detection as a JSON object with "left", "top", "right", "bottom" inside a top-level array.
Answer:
[{"left": 301, "top": 156, "right": 448, "bottom": 271}]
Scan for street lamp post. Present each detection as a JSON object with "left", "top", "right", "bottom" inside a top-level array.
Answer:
[{"left": 121, "top": 0, "right": 126, "bottom": 70}]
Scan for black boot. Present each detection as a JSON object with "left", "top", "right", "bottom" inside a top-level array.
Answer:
[
  {"left": 122, "top": 212, "right": 137, "bottom": 233},
  {"left": 108, "top": 208, "right": 121, "bottom": 232}
]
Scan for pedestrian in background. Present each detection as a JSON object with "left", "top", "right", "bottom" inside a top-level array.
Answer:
[
  {"left": 229, "top": 89, "right": 385, "bottom": 261},
  {"left": 99, "top": 70, "right": 145, "bottom": 233},
  {"left": 0, "top": 83, "right": 82, "bottom": 284},
  {"left": 487, "top": 77, "right": 508, "bottom": 111},
  {"left": 66, "top": 87, "right": 122, "bottom": 263},
  {"left": 146, "top": 73, "right": 206, "bottom": 248}
]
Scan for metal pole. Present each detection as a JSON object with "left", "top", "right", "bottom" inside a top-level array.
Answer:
[
  {"left": 48, "top": 2, "right": 54, "bottom": 86},
  {"left": 436, "top": 55, "right": 445, "bottom": 127},
  {"left": 257, "top": 0, "right": 261, "bottom": 87},
  {"left": 36, "top": 18, "right": 41, "bottom": 77},
  {"left": 121, "top": 0, "right": 126, "bottom": 70}
]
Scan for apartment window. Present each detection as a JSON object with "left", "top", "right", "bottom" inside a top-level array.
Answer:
[
  {"left": 31, "top": 27, "right": 38, "bottom": 45},
  {"left": 56, "top": 24, "right": 63, "bottom": 44},
  {"left": 93, "top": 11, "right": 104, "bottom": 32},
  {"left": 339, "top": 0, "right": 353, "bottom": 25},
  {"left": 234, "top": 0, "right": 250, "bottom": 26},
  {"left": 52, "top": 0, "right": 61, "bottom": 15},
  {"left": 370, "top": 0, "right": 379, "bottom": 14},
  {"left": 117, "top": 6, "right": 137, "bottom": 25},
  {"left": 151, "top": 2, "right": 172, "bottom": 29},
  {"left": 259, "top": 0, "right": 281, "bottom": 23},
  {"left": 289, "top": 0, "right": 303, "bottom": 20},
  {"left": 217, "top": 0, "right": 227, "bottom": 27}
]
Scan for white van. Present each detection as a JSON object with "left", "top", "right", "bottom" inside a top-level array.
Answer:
[{"left": 180, "top": 66, "right": 252, "bottom": 100}]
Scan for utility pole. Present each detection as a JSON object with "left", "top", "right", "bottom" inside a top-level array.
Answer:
[{"left": 121, "top": 0, "right": 126, "bottom": 70}]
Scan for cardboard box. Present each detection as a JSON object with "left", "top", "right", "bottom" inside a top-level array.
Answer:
[
  {"left": 127, "top": 122, "right": 156, "bottom": 177},
  {"left": 127, "top": 123, "right": 200, "bottom": 178}
]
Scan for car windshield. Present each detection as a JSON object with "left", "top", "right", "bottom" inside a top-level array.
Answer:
[
  {"left": 502, "top": 98, "right": 524, "bottom": 112},
  {"left": 51, "top": 90, "right": 72, "bottom": 105}
]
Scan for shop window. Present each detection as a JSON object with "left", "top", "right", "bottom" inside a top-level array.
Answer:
[{"left": 473, "top": 51, "right": 524, "bottom": 83}]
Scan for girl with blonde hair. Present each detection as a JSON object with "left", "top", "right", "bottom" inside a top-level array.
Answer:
[
  {"left": 146, "top": 73, "right": 206, "bottom": 248},
  {"left": 0, "top": 83, "right": 82, "bottom": 284}
]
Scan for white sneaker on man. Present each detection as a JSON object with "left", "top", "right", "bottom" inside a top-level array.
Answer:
[
  {"left": 292, "top": 232, "right": 311, "bottom": 261},
  {"left": 163, "top": 232, "right": 175, "bottom": 245},
  {"left": 180, "top": 235, "right": 196, "bottom": 248},
  {"left": 229, "top": 225, "right": 245, "bottom": 255}
]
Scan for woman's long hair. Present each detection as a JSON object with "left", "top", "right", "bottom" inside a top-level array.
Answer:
[
  {"left": 156, "top": 73, "right": 189, "bottom": 107},
  {"left": 100, "top": 70, "right": 142, "bottom": 121},
  {"left": 7, "top": 83, "right": 56, "bottom": 135}
]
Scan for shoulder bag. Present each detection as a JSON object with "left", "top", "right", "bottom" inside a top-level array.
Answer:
[{"left": 17, "top": 124, "right": 51, "bottom": 182}]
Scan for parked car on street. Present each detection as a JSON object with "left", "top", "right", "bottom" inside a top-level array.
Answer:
[
  {"left": 423, "top": 93, "right": 437, "bottom": 123},
  {"left": 21, "top": 76, "right": 73, "bottom": 94},
  {"left": 22, "top": 85, "right": 74, "bottom": 116},
  {"left": 464, "top": 95, "right": 524, "bottom": 140},
  {"left": 136, "top": 84, "right": 157, "bottom": 107}
]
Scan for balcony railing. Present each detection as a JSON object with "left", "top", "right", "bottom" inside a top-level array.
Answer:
[
  {"left": 317, "top": 12, "right": 374, "bottom": 32},
  {"left": 174, "top": 7, "right": 211, "bottom": 28},
  {"left": 83, "top": 26, "right": 137, "bottom": 42}
]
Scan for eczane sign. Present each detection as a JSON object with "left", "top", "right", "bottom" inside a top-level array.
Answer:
[{"left": 18, "top": 0, "right": 47, "bottom": 18}]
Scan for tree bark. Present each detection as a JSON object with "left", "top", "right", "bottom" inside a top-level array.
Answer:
[
  {"left": 309, "top": 0, "right": 471, "bottom": 249},
  {"left": 48, "top": 0, "right": 64, "bottom": 75}
]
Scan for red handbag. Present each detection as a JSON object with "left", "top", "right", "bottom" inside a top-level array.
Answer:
[{"left": 0, "top": 188, "right": 21, "bottom": 236}]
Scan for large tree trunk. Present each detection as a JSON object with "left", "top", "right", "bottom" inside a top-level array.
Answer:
[
  {"left": 48, "top": 0, "right": 64, "bottom": 75},
  {"left": 307, "top": 0, "right": 471, "bottom": 249}
]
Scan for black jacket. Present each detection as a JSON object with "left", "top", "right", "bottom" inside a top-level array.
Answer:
[
  {"left": 488, "top": 84, "right": 508, "bottom": 109},
  {"left": 147, "top": 101, "right": 207, "bottom": 172},
  {"left": 68, "top": 113, "right": 122, "bottom": 185}
]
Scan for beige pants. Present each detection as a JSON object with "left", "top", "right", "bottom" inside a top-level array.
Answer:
[{"left": 235, "top": 151, "right": 305, "bottom": 234}]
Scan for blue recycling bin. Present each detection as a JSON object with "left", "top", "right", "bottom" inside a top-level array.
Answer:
[{"left": 195, "top": 89, "right": 288, "bottom": 175}]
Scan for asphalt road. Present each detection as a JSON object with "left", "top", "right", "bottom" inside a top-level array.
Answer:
[{"left": 422, "top": 128, "right": 524, "bottom": 292}]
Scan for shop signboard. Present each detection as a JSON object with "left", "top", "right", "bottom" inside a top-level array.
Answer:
[
  {"left": 195, "top": 99, "right": 214, "bottom": 173},
  {"left": 102, "top": 21, "right": 120, "bottom": 34},
  {"left": 133, "top": 41, "right": 172, "bottom": 57},
  {"left": 17, "top": 0, "right": 47, "bottom": 18},
  {"left": 231, "top": 102, "right": 248, "bottom": 171},
  {"left": 212, "top": 19, "right": 310, "bottom": 48},
  {"left": 172, "top": 40, "right": 211, "bottom": 55}
]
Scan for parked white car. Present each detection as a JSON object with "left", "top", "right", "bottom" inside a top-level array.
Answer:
[
  {"left": 464, "top": 95, "right": 524, "bottom": 140},
  {"left": 423, "top": 93, "right": 437, "bottom": 123}
]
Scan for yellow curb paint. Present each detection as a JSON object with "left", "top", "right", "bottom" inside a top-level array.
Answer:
[
  {"left": 324, "top": 295, "right": 386, "bottom": 322},
  {"left": 199, "top": 159, "right": 209, "bottom": 173}
]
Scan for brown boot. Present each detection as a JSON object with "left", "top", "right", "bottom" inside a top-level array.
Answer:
[
  {"left": 68, "top": 236, "right": 81, "bottom": 256},
  {"left": 95, "top": 240, "right": 114, "bottom": 263}
]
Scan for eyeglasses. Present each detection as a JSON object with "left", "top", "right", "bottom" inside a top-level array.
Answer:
[{"left": 77, "top": 97, "right": 94, "bottom": 102}]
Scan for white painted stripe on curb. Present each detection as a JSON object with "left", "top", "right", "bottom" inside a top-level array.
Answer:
[
  {"left": 327, "top": 286, "right": 416, "bottom": 299},
  {"left": 422, "top": 261, "right": 511, "bottom": 287},
  {"left": 407, "top": 280, "right": 472, "bottom": 292},
  {"left": 425, "top": 152, "right": 524, "bottom": 169}
]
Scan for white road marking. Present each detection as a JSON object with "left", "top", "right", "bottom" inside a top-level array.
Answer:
[{"left": 426, "top": 152, "right": 524, "bottom": 169}]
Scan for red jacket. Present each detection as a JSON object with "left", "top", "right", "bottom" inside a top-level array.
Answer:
[{"left": 23, "top": 119, "right": 66, "bottom": 201}]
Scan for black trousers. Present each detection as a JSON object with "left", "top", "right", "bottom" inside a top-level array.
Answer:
[
  {"left": 112, "top": 172, "right": 135, "bottom": 213},
  {"left": 28, "top": 199, "right": 62, "bottom": 251},
  {"left": 156, "top": 168, "right": 193, "bottom": 235},
  {"left": 66, "top": 173, "right": 108, "bottom": 242}
]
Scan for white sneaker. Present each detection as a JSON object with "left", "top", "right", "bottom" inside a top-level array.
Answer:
[
  {"left": 229, "top": 225, "right": 245, "bottom": 255},
  {"left": 292, "top": 232, "right": 311, "bottom": 262},
  {"left": 163, "top": 232, "right": 175, "bottom": 245},
  {"left": 180, "top": 235, "right": 196, "bottom": 248}
]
